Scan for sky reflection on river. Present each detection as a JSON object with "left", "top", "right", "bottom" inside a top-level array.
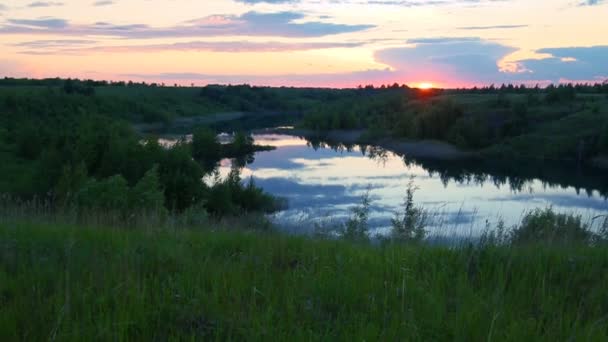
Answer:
[{"left": 211, "top": 134, "right": 608, "bottom": 237}]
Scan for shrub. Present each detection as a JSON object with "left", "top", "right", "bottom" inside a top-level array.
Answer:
[
  {"left": 510, "top": 208, "right": 592, "bottom": 245},
  {"left": 391, "top": 178, "right": 426, "bottom": 242},
  {"left": 342, "top": 189, "right": 371, "bottom": 241},
  {"left": 76, "top": 175, "right": 130, "bottom": 212}
]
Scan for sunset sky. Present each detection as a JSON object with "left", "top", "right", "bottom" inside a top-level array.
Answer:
[{"left": 0, "top": 0, "right": 607, "bottom": 87}]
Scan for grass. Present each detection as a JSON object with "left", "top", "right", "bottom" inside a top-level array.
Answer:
[{"left": 1, "top": 219, "right": 608, "bottom": 340}]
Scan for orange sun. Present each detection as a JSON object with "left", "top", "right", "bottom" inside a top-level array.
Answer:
[{"left": 417, "top": 82, "right": 434, "bottom": 90}]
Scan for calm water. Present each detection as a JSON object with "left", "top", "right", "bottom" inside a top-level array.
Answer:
[{"left": 209, "top": 133, "right": 608, "bottom": 237}]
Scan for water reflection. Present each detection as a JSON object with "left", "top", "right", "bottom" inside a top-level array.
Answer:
[{"left": 215, "top": 134, "right": 608, "bottom": 234}]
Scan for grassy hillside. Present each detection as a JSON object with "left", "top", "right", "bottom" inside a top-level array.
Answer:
[{"left": 1, "top": 220, "right": 607, "bottom": 340}]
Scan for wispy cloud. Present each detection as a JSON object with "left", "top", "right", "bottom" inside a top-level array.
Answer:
[
  {"left": 14, "top": 39, "right": 97, "bottom": 49},
  {"left": 7, "top": 18, "right": 68, "bottom": 28},
  {"left": 458, "top": 24, "right": 527, "bottom": 30},
  {"left": 0, "top": 11, "right": 374, "bottom": 38},
  {"left": 27, "top": 1, "right": 64, "bottom": 7},
  {"left": 93, "top": 0, "right": 114, "bottom": 6},
  {"left": 15, "top": 40, "right": 365, "bottom": 55}
]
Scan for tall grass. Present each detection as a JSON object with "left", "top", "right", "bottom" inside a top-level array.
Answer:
[
  {"left": 1, "top": 219, "right": 608, "bottom": 340},
  {"left": 1, "top": 194, "right": 607, "bottom": 339}
]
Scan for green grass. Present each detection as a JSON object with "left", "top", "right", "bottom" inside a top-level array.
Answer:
[{"left": 1, "top": 221, "right": 607, "bottom": 340}]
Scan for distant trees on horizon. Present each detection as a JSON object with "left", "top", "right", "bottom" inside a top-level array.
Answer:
[{"left": 1, "top": 76, "right": 607, "bottom": 93}]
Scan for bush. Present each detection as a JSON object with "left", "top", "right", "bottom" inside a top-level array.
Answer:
[
  {"left": 510, "top": 208, "right": 593, "bottom": 245},
  {"left": 205, "top": 170, "right": 278, "bottom": 217},
  {"left": 192, "top": 127, "right": 221, "bottom": 162},
  {"left": 391, "top": 178, "right": 426, "bottom": 242},
  {"left": 76, "top": 175, "right": 130, "bottom": 212},
  {"left": 342, "top": 190, "right": 371, "bottom": 241}
]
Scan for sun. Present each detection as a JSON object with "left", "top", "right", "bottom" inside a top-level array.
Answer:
[{"left": 417, "top": 82, "right": 434, "bottom": 90}]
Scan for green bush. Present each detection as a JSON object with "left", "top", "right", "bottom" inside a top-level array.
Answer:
[
  {"left": 130, "top": 165, "right": 166, "bottom": 215},
  {"left": 192, "top": 127, "right": 221, "bottom": 162},
  {"left": 76, "top": 175, "right": 130, "bottom": 212},
  {"left": 511, "top": 208, "right": 593, "bottom": 245}
]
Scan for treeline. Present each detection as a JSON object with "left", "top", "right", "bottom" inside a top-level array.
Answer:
[
  {"left": 449, "top": 82, "right": 608, "bottom": 95},
  {"left": 0, "top": 77, "right": 174, "bottom": 88}
]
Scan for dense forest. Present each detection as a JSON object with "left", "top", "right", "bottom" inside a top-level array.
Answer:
[{"left": 0, "top": 78, "right": 288, "bottom": 217}]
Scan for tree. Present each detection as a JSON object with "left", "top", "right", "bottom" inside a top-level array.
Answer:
[
  {"left": 158, "top": 145, "right": 206, "bottom": 211},
  {"left": 192, "top": 127, "right": 221, "bottom": 163},
  {"left": 232, "top": 132, "right": 254, "bottom": 153},
  {"left": 56, "top": 162, "right": 88, "bottom": 203},
  {"left": 130, "top": 165, "right": 166, "bottom": 214}
]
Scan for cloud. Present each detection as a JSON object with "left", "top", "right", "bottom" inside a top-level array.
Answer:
[
  {"left": 7, "top": 18, "right": 68, "bottom": 28},
  {"left": 235, "top": 0, "right": 297, "bottom": 3},
  {"left": 458, "top": 24, "right": 527, "bottom": 30},
  {"left": 516, "top": 46, "right": 608, "bottom": 82},
  {"left": 375, "top": 37, "right": 516, "bottom": 85},
  {"left": 14, "top": 39, "right": 96, "bottom": 49},
  {"left": 578, "top": 0, "right": 606, "bottom": 6},
  {"left": 236, "top": 0, "right": 509, "bottom": 6},
  {"left": 93, "top": 0, "right": 114, "bottom": 6},
  {"left": 27, "top": 1, "right": 63, "bottom": 7},
  {"left": 0, "top": 11, "right": 373, "bottom": 38},
  {"left": 120, "top": 69, "right": 396, "bottom": 88},
  {"left": 15, "top": 40, "right": 365, "bottom": 54}
]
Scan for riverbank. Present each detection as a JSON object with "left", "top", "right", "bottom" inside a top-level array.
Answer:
[
  {"left": 1, "top": 220, "right": 607, "bottom": 340},
  {"left": 258, "top": 128, "right": 608, "bottom": 169},
  {"left": 134, "top": 111, "right": 301, "bottom": 134},
  {"left": 258, "top": 128, "right": 477, "bottom": 161}
]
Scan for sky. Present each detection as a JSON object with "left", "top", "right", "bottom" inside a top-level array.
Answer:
[{"left": 0, "top": 0, "right": 607, "bottom": 87}]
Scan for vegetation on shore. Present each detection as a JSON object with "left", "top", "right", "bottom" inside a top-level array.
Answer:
[
  {"left": 3, "top": 77, "right": 608, "bottom": 165},
  {"left": 0, "top": 81, "right": 280, "bottom": 217},
  {"left": 301, "top": 83, "right": 608, "bottom": 163}
]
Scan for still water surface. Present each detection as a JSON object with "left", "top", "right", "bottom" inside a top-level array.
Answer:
[{"left": 211, "top": 134, "right": 608, "bottom": 237}]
